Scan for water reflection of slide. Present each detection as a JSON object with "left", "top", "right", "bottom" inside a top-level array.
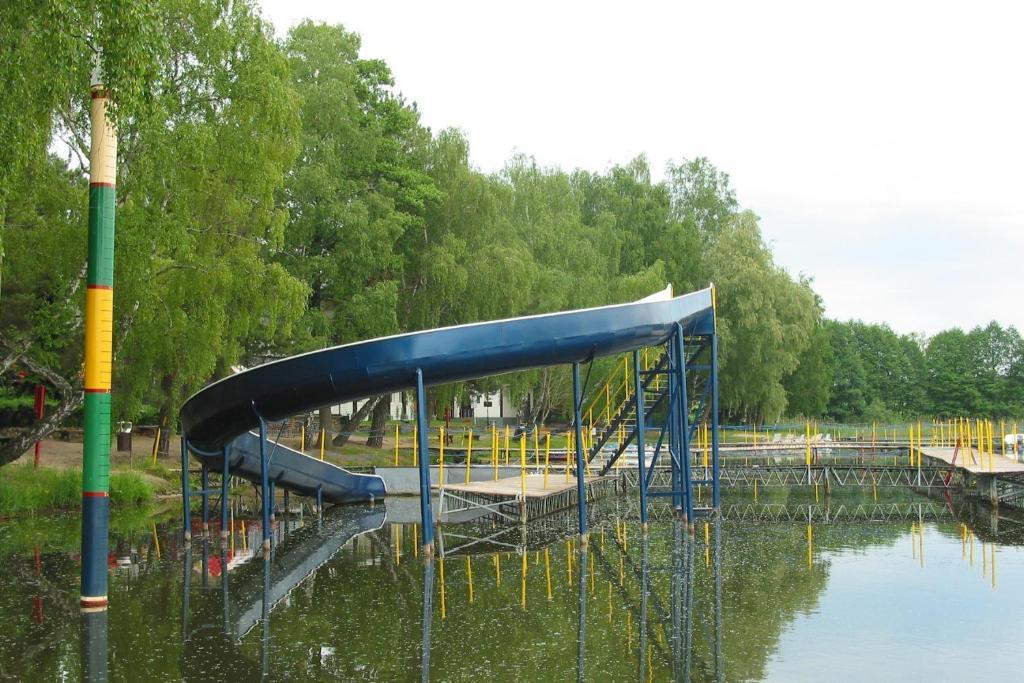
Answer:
[{"left": 180, "top": 506, "right": 385, "bottom": 679}]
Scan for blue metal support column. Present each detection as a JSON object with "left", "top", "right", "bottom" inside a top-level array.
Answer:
[
  {"left": 200, "top": 463, "right": 210, "bottom": 537},
  {"left": 316, "top": 484, "right": 323, "bottom": 514},
  {"left": 180, "top": 436, "right": 192, "bottom": 544},
  {"left": 572, "top": 362, "right": 589, "bottom": 541},
  {"left": 632, "top": 350, "right": 649, "bottom": 527},
  {"left": 710, "top": 333, "right": 721, "bottom": 508},
  {"left": 257, "top": 415, "right": 271, "bottom": 553},
  {"left": 269, "top": 481, "right": 276, "bottom": 522},
  {"left": 675, "top": 323, "right": 695, "bottom": 523},
  {"left": 667, "top": 339, "right": 682, "bottom": 512},
  {"left": 415, "top": 368, "right": 435, "bottom": 554},
  {"left": 220, "top": 446, "right": 230, "bottom": 541}
]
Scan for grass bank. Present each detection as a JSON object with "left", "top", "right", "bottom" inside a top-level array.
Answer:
[{"left": 0, "top": 465, "right": 161, "bottom": 515}]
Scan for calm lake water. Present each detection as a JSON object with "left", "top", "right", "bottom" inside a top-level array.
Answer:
[{"left": 1, "top": 488, "right": 1021, "bottom": 681}]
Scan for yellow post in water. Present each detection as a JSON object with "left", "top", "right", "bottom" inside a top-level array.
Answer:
[
  {"left": 465, "top": 429, "right": 473, "bottom": 484},
  {"left": 439, "top": 427, "right": 445, "bottom": 485},
  {"left": 393, "top": 424, "right": 399, "bottom": 467},
  {"left": 319, "top": 429, "right": 325, "bottom": 461},
  {"left": 413, "top": 426, "right": 418, "bottom": 467},
  {"left": 300, "top": 425, "right": 305, "bottom": 454},
  {"left": 544, "top": 433, "right": 551, "bottom": 489},
  {"left": 534, "top": 428, "right": 540, "bottom": 468},
  {"left": 520, "top": 432, "right": 527, "bottom": 499}
]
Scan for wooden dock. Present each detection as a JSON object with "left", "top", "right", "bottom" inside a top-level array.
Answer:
[
  {"left": 919, "top": 446, "right": 1024, "bottom": 475},
  {"left": 437, "top": 473, "right": 616, "bottom": 523}
]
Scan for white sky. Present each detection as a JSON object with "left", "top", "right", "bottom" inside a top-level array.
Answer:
[{"left": 260, "top": 0, "right": 1024, "bottom": 337}]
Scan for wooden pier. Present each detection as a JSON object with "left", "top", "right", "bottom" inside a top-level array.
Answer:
[{"left": 437, "top": 473, "right": 617, "bottom": 523}]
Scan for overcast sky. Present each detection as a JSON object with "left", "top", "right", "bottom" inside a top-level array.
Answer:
[{"left": 261, "top": 0, "right": 1024, "bottom": 337}]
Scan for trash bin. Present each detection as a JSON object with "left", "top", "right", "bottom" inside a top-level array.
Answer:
[{"left": 116, "top": 421, "right": 133, "bottom": 452}]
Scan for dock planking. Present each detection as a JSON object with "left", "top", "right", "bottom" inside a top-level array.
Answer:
[
  {"left": 919, "top": 446, "right": 1024, "bottom": 475},
  {"left": 439, "top": 473, "right": 606, "bottom": 499}
]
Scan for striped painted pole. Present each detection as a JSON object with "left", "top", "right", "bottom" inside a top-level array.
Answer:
[{"left": 81, "top": 68, "right": 117, "bottom": 612}]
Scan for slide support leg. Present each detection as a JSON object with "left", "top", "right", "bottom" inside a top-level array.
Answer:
[
  {"left": 573, "top": 362, "right": 588, "bottom": 541},
  {"left": 415, "top": 368, "right": 435, "bottom": 554},
  {"left": 200, "top": 463, "right": 209, "bottom": 536},
  {"left": 675, "top": 323, "right": 694, "bottom": 523},
  {"left": 258, "top": 416, "right": 271, "bottom": 553},
  {"left": 220, "top": 447, "right": 230, "bottom": 541},
  {"left": 633, "top": 350, "right": 648, "bottom": 528},
  {"left": 181, "top": 436, "right": 192, "bottom": 544}
]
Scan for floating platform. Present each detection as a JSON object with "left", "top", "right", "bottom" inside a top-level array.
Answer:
[
  {"left": 438, "top": 473, "right": 617, "bottom": 523},
  {"left": 919, "top": 446, "right": 1024, "bottom": 475}
]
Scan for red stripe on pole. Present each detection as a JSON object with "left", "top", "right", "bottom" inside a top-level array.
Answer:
[
  {"left": 84, "top": 388, "right": 111, "bottom": 394},
  {"left": 85, "top": 283, "right": 113, "bottom": 290},
  {"left": 83, "top": 491, "right": 109, "bottom": 498}
]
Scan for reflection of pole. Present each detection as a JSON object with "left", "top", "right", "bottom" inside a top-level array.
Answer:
[
  {"left": 577, "top": 544, "right": 588, "bottom": 683},
  {"left": 181, "top": 546, "right": 192, "bottom": 646},
  {"left": 261, "top": 555, "right": 271, "bottom": 680},
  {"left": 181, "top": 437, "right": 192, "bottom": 544},
  {"left": 222, "top": 545, "right": 230, "bottom": 635},
  {"left": 421, "top": 558, "right": 435, "bottom": 683},
  {"left": 684, "top": 522, "right": 694, "bottom": 683},
  {"left": 221, "top": 447, "right": 230, "bottom": 541},
  {"left": 572, "top": 363, "right": 588, "bottom": 540},
  {"left": 672, "top": 521, "right": 682, "bottom": 682},
  {"left": 258, "top": 416, "right": 271, "bottom": 553},
  {"left": 80, "top": 610, "right": 108, "bottom": 682},
  {"left": 714, "top": 517, "right": 723, "bottom": 683},
  {"left": 639, "top": 533, "right": 649, "bottom": 683},
  {"left": 201, "top": 539, "right": 209, "bottom": 590}
]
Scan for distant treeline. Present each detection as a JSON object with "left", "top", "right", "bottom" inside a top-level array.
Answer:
[
  {"left": 819, "top": 320, "right": 1024, "bottom": 423},
  {"left": 0, "top": 2, "right": 1017, "bottom": 465}
]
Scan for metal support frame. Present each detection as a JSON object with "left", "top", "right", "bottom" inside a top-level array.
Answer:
[
  {"left": 572, "top": 362, "right": 588, "bottom": 540},
  {"left": 675, "top": 324, "right": 695, "bottom": 522},
  {"left": 415, "top": 368, "right": 435, "bottom": 553},
  {"left": 257, "top": 416, "right": 271, "bottom": 552},
  {"left": 220, "top": 447, "right": 230, "bottom": 541},
  {"left": 181, "top": 437, "right": 192, "bottom": 543},
  {"left": 633, "top": 350, "right": 649, "bottom": 526},
  {"left": 200, "top": 463, "right": 210, "bottom": 536}
]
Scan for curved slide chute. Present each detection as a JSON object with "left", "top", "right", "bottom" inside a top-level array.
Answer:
[{"left": 179, "top": 285, "right": 715, "bottom": 504}]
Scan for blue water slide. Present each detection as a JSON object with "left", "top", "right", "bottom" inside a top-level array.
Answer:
[{"left": 179, "top": 285, "right": 714, "bottom": 503}]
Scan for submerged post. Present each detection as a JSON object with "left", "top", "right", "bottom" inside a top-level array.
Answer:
[
  {"left": 572, "top": 362, "right": 588, "bottom": 541},
  {"left": 415, "top": 369, "right": 435, "bottom": 554},
  {"left": 632, "top": 350, "right": 649, "bottom": 528},
  {"left": 257, "top": 415, "right": 271, "bottom": 552},
  {"left": 80, "top": 62, "right": 118, "bottom": 614},
  {"left": 181, "top": 437, "right": 192, "bottom": 544}
]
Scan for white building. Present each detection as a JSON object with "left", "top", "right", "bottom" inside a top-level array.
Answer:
[{"left": 332, "top": 387, "right": 519, "bottom": 424}]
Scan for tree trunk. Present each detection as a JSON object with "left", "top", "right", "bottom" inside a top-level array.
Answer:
[
  {"left": 332, "top": 396, "right": 381, "bottom": 447},
  {"left": 0, "top": 390, "right": 84, "bottom": 466},
  {"left": 366, "top": 395, "right": 390, "bottom": 448},
  {"left": 317, "top": 405, "right": 333, "bottom": 446}
]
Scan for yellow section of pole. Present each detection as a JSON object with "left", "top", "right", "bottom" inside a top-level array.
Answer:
[
  {"left": 805, "top": 421, "right": 811, "bottom": 467},
  {"left": 394, "top": 424, "right": 399, "bottom": 467},
  {"left": 413, "top": 426, "right": 418, "bottom": 467},
  {"left": 465, "top": 429, "right": 473, "bottom": 484},
  {"left": 545, "top": 548, "right": 552, "bottom": 601},
  {"left": 466, "top": 555, "right": 474, "bottom": 604},
  {"left": 439, "top": 557, "right": 446, "bottom": 619},
  {"left": 504, "top": 425, "right": 510, "bottom": 466},
  {"left": 319, "top": 429, "right": 325, "bottom": 461},
  {"left": 300, "top": 425, "right": 305, "bottom": 454}
]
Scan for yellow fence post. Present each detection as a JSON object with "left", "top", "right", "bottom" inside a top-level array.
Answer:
[
  {"left": 300, "top": 425, "right": 305, "bottom": 454},
  {"left": 413, "top": 426, "right": 418, "bottom": 467},
  {"left": 520, "top": 432, "right": 527, "bottom": 498},
  {"left": 319, "top": 428, "right": 325, "bottom": 461},
  {"left": 439, "top": 426, "right": 445, "bottom": 485},
  {"left": 465, "top": 429, "right": 473, "bottom": 484},
  {"left": 544, "top": 432, "right": 551, "bottom": 489},
  {"left": 394, "top": 423, "right": 399, "bottom": 467}
]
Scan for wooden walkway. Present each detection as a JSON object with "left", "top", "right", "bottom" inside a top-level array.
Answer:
[
  {"left": 440, "top": 473, "right": 601, "bottom": 499},
  {"left": 919, "top": 446, "right": 1024, "bottom": 475}
]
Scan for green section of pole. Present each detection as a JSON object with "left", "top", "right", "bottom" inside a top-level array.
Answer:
[
  {"left": 86, "top": 186, "right": 116, "bottom": 285},
  {"left": 82, "top": 392, "right": 112, "bottom": 493}
]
